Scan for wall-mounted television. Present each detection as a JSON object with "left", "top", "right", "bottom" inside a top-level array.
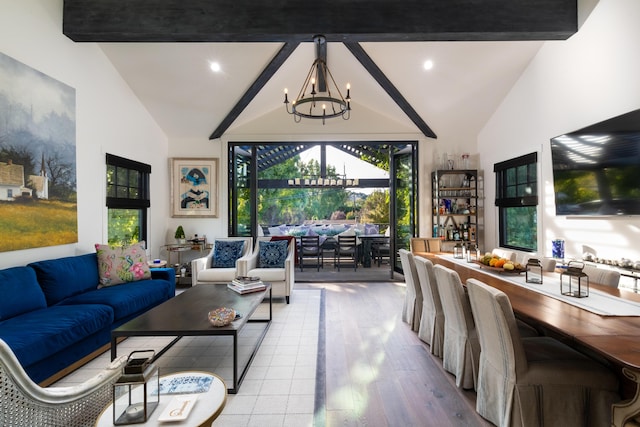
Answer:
[{"left": 550, "top": 109, "right": 640, "bottom": 216}]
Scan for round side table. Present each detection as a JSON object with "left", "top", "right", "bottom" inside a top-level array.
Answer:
[{"left": 95, "top": 371, "right": 226, "bottom": 427}]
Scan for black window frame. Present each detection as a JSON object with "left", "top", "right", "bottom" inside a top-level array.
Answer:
[
  {"left": 106, "top": 153, "right": 151, "bottom": 244},
  {"left": 494, "top": 152, "right": 538, "bottom": 252}
]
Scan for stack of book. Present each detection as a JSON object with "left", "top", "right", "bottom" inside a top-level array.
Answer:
[{"left": 228, "top": 276, "right": 265, "bottom": 294}]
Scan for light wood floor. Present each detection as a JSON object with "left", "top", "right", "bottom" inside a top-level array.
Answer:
[{"left": 297, "top": 280, "right": 492, "bottom": 427}]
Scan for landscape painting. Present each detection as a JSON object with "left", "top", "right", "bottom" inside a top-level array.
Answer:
[{"left": 0, "top": 52, "right": 77, "bottom": 252}]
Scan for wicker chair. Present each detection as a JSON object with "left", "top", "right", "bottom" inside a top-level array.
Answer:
[{"left": 0, "top": 339, "right": 126, "bottom": 427}]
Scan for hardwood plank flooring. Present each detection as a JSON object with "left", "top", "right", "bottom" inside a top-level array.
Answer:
[{"left": 299, "top": 280, "right": 492, "bottom": 427}]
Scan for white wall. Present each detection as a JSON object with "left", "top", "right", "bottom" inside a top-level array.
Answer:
[
  {"left": 479, "top": 0, "right": 640, "bottom": 261},
  {"left": 0, "top": 0, "right": 170, "bottom": 269}
]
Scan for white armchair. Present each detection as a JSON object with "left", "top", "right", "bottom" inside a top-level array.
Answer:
[
  {"left": 191, "top": 237, "right": 253, "bottom": 286},
  {"left": 0, "top": 338, "right": 126, "bottom": 427},
  {"left": 238, "top": 237, "right": 295, "bottom": 303}
]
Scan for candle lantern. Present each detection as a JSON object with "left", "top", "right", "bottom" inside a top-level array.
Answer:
[
  {"left": 113, "top": 350, "right": 159, "bottom": 425},
  {"left": 467, "top": 244, "right": 481, "bottom": 263},
  {"left": 453, "top": 243, "right": 463, "bottom": 259},
  {"left": 526, "top": 258, "right": 543, "bottom": 284},
  {"left": 560, "top": 260, "right": 589, "bottom": 298}
]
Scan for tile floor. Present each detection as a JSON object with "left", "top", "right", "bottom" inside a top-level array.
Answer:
[{"left": 53, "top": 288, "right": 324, "bottom": 427}]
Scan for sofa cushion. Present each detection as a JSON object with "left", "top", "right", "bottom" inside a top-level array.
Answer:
[
  {"left": 29, "top": 254, "right": 100, "bottom": 306},
  {"left": 0, "top": 304, "right": 113, "bottom": 368},
  {"left": 95, "top": 242, "right": 151, "bottom": 287},
  {"left": 258, "top": 240, "right": 288, "bottom": 268},
  {"left": 0, "top": 267, "right": 47, "bottom": 321},
  {"left": 60, "top": 279, "right": 172, "bottom": 321},
  {"left": 212, "top": 240, "right": 245, "bottom": 268}
]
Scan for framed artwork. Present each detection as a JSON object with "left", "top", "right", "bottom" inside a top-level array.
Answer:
[{"left": 171, "top": 158, "right": 218, "bottom": 218}]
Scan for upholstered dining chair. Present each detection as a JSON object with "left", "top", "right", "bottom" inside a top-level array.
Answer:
[
  {"left": 433, "top": 264, "right": 479, "bottom": 390},
  {"left": 399, "top": 249, "right": 423, "bottom": 332},
  {"left": 299, "top": 235, "right": 323, "bottom": 272},
  {"left": 0, "top": 338, "right": 126, "bottom": 426},
  {"left": 583, "top": 264, "right": 620, "bottom": 287},
  {"left": 334, "top": 235, "right": 358, "bottom": 271},
  {"left": 466, "top": 278, "right": 620, "bottom": 427},
  {"left": 414, "top": 255, "right": 444, "bottom": 358}
]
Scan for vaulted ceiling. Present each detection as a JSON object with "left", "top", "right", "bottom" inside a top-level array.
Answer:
[{"left": 62, "top": 1, "right": 580, "bottom": 142}]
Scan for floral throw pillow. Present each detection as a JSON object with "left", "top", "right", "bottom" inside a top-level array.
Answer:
[
  {"left": 95, "top": 242, "right": 151, "bottom": 287},
  {"left": 258, "top": 240, "right": 288, "bottom": 268},
  {"left": 212, "top": 240, "right": 245, "bottom": 268}
]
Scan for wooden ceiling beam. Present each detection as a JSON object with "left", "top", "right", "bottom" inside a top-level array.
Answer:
[{"left": 63, "top": 0, "right": 577, "bottom": 42}]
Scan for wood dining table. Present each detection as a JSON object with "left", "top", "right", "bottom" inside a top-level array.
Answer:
[{"left": 416, "top": 252, "right": 640, "bottom": 426}]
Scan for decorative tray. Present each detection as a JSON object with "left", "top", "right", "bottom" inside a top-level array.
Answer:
[{"left": 473, "top": 261, "right": 525, "bottom": 275}]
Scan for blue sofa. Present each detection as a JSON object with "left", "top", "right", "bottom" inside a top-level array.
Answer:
[{"left": 0, "top": 253, "right": 175, "bottom": 384}]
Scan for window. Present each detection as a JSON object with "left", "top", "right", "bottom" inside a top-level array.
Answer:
[
  {"left": 494, "top": 152, "right": 538, "bottom": 252},
  {"left": 106, "top": 154, "right": 150, "bottom": 245}
]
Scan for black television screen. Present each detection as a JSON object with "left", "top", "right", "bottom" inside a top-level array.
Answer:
[{"left": 550, "top": 110, "right": 640, "bottom": 216}]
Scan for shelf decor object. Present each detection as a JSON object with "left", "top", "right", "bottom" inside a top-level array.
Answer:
[{"left": 170, "top": 158, "right": 219, "bottom": 218}]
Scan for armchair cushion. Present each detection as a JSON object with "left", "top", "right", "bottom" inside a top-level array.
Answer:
[
  {"left": 212, "top": 240, "right": 245, "bottom": 268},
  {"left": 258, "top": 240, "right": 289, "bottom": 268}
]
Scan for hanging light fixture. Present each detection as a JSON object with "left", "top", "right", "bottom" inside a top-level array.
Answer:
[{"left": 284, "top": 35, "right": 351, "bottom": 125}]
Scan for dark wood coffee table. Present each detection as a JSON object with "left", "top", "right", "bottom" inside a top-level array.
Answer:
[{"left": 110, "top": 284, "right": 271, "bottom": 393}]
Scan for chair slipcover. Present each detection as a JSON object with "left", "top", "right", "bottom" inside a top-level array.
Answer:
[
  {"left": 0, "top": 338, "right": 126, "bottom": 427},
  {"left": 414, "top": 256, "right": 444, "bottom": 358},
  {"left": 583, "top": 264, "right": 620, "bottom": 287},
  {"left": 466, "top": 278, "right": 620, "bottom": 427},
  {"left": 433, "top": 264, "right": 479, "bottom": 390},
  {"left": 399, "top": 249, "right": 423, "bottom": 332}
]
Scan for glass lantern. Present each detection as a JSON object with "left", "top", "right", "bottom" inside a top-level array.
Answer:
[
  {"left": 560, "top": 260, "right": 589, "bottom": 298},
  {"left": 453, "top": 243, "right": 463, "bottom": 259},
  {"left": 113, "top": 350, "right": 159, "bottom": 425},
  {"left": 466, "top": 244, "right": 481, "bottom": 263},
  {"left": 526, "top": 258, "right": 543, "bottom": 284}
]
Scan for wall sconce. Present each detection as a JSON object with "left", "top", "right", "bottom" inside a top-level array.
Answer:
[
  {"left": 560, "top": 260, "right": 589, "bottom": 298},
  {"left": 526, "top": 258, "right": 543, "bottom": 284}
]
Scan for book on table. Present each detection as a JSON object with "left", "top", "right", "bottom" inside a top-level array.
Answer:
[
  {"left": 228, "top": 282, "right": 265, "bottom": 294},
  {"left": 231, "top": 276, "right": 263, "bottom": 287}
]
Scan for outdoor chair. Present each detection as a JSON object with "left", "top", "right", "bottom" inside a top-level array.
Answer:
[
  {"left": 299, "top": 235, "right": 323, "bottom": 271},
  {"left": 0, "top": 338, "right": 126, "bottom": 427},
  {"left": 371, "top": 236, "right": 391, "bottom": 267},
  {"left": 334, "top": 235, "right": 358, "bottom": 271}
]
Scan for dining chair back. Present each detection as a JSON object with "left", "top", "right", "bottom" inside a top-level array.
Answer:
[
  {"left": 334, "top": 235, "right": 358, "bottom": 271},
  {"left": 466, "top": 278, "right": 620, "bottom": 426},
  {"left": 398, "top": 249, "right": 423, "bottom": 332},
  {"left": 299, "top": 235, "right": 323, "bottom": 272},
  {"left": 582, "top": 264, "right": 620, "bottom": 287},
  {"left": 433, "top": 264, "right": 479, "bottom": 390},
  {"left": 414, "top": 256, "right": 444, "bottom": 357}
]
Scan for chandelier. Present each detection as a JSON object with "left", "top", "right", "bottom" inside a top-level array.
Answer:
[{"left": 283, "top": 35, "right": 351, "bottom": 125}]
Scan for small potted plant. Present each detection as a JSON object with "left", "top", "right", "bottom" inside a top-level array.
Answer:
[{"left": 174, "top": 225, "right": 186, "bottom": 244}]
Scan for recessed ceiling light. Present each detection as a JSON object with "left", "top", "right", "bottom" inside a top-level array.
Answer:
[
  {"left": 423, "top": 60, "right": 434, "bottom": 71},
  {"left": 209, "top": 62, "right": 221, "bottom": 73}
]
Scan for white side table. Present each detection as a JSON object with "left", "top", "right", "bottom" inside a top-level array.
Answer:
[{"left": 95, "top": 371, "right": 226, "bottom": 427}]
